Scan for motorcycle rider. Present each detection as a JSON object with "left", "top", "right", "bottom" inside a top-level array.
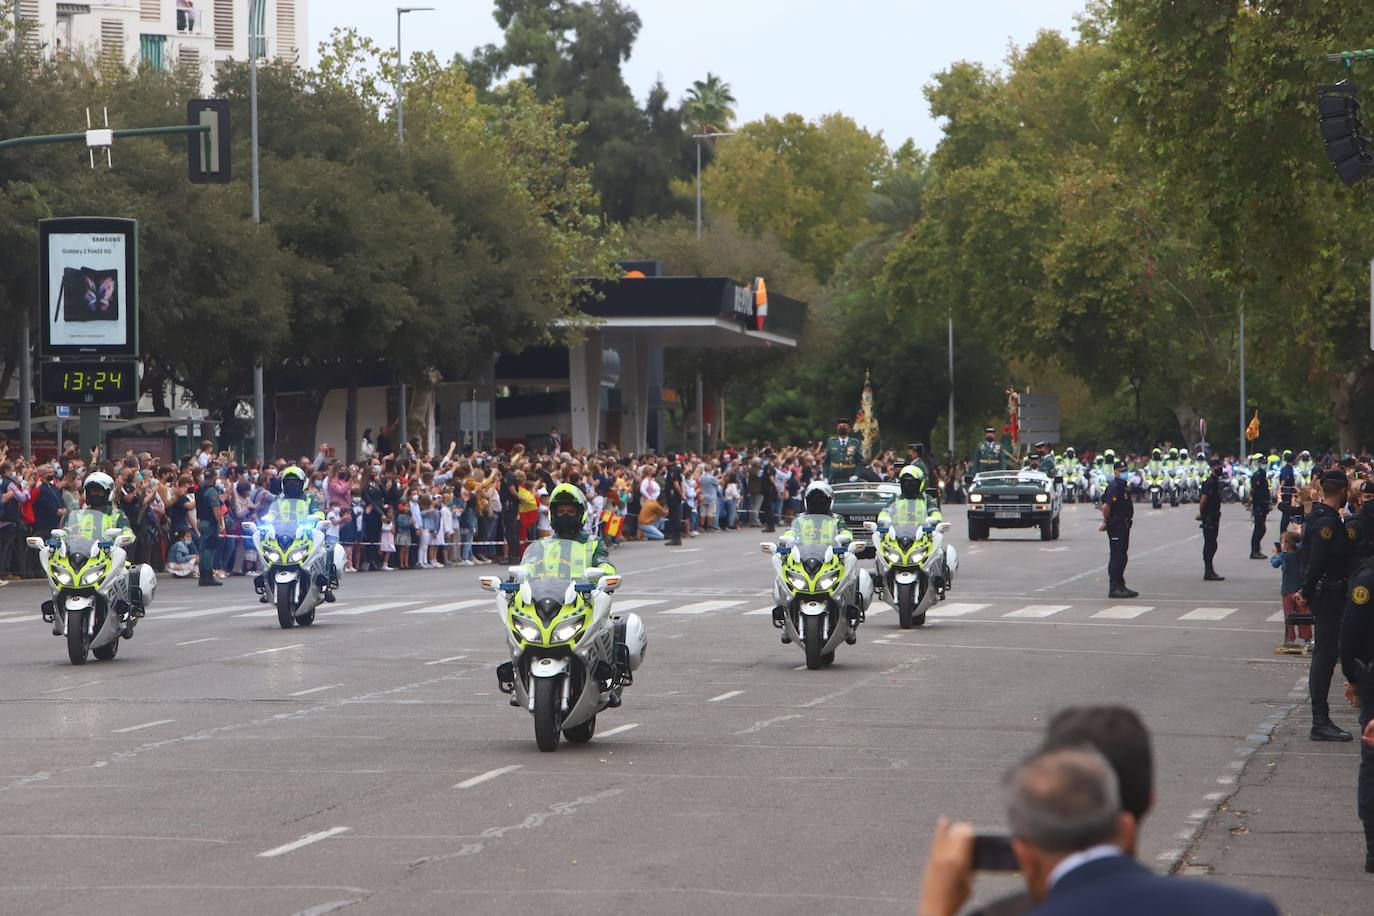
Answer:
[
  {"left": 785, "top": 479, "right": 862, "bottom": 645},
  {"left": 1297, "top": 450, "right": 1315, "bottom": 488},
  {"left": 260, "top": 465, "right": 338, "bottom": 602},
  {"left": 877, "top": 465, "right": 948, "bottom": 597},
  {"left": 1145, "top": 447, "right": 1166, "bottom": 493},
  {"left": 517, "top": 483, "right": 616, "bottom": 580},
  {"left": 77, "top": 471, "right": 147, "bottom": 621},
  {"left": 1090, "top": 454, "right": 1109, "bottom": 506}
]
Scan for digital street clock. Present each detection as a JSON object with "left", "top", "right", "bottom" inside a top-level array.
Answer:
[{"left": 39, "top": 360, "right": 139, "bottom": 406}]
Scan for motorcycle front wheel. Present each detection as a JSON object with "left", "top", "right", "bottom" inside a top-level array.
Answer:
[
  {"left": 276, "top": 586, "right": 295, "bottom": 629},
  {"left": 533, "top": 677, "right": 562, "bottom": 752},
  {"left": 66, "top": 613, "right": 89, "bottom": 666},
  {"left": 897, "top": 584, "right": 915, "bottom": 629},
  {"left": 803, "top": 615, "right": 825, "bottom": 670}
]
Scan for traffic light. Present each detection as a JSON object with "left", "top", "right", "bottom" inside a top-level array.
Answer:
[
  {"left": 187, "top": 99, "right": 231, "bottom": 184},
  {"left": 1317, "top": 82, "right": 1374, "bottom": 186}
]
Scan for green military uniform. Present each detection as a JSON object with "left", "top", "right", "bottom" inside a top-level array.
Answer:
[
  {"left": 973, "top": 436, "right": 1009, "bottom": 474},
  {"left": 824, "top": 437, "right": 863, "bottom": 483},
  {"left": 520, "top": 530, "right": 615, "bottom": 578}
]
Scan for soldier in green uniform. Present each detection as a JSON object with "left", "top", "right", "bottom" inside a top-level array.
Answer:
[
  {"left": 1033, "top": 441, "right": 1056, "bottom": 476},
  {"left": 824, "top": 418, "right": 863, "bottom": 484},
  {"left": 973, "top": 427, "right": 1009, "bottom": 475},
  {"left": 907, "top": 442, "right": 938, "bottom": 503}
]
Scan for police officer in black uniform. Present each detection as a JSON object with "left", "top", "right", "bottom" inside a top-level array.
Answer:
[
  {"left": 1304, "top": 469, "right": 1355, "bottom": 742},
  {"left": 1277, "top": 450, "right": 1300, "bottom": 534},
  {"left": 1249, "top": 458, "right": 1271, "bottom": 560},
  {"left": 1339, "top": 517, "right": 1374, "bottom": 871},
  {"left": 1345, "top": 478, "right": 1374, "bottom": 562},
  {"left": 1197, "top": 458, "right": 1224, "bottom": 581},
  {"left": 1099, "top": 459, "right": 1137, "bottom": 599},
  {"left": 665, "top": 456, "right": 685, "bottom": 546}
]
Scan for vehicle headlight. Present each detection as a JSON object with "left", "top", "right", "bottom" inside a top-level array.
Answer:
[
  {"left": 52, "top": 567, "right": 74, "bottom": 586},
  {"left": 884, "top": 547, "right": 904, "bottom": 563},
  {"left": 262, "top": 545, "right": 282, "bottom": 562},
  {"left": 787, "top": 573, "right": 809, "bottom": 591},
  {"left": 1035, "top": 493, "right": 1049, "bottom": 503},
  {"left": 969, "top": 493, "right": 983, "bottom": 503},
  {"left": 79, "top": 564, "right": 106, "bottom": 586},
  {"left": 286, "top": 545, "right": 309, "bottom": 563},
  {"left": 510, "top": 618, "right": 542, "bottom": 642},
  {"left": 551, "top": 619, "right": 584, "bottom": 643},
  {"left": 818, "top": 575, "right": 838, "bottom": 590}
]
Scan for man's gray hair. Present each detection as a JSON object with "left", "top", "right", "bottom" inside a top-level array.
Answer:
[{"left": 1005, "top": 747, "right": 1122, "bottom": 853}]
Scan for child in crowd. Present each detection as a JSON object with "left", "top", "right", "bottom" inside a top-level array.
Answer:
[
  {"left": 536, "top": 487, "right": 553, "bottom": 540},
  {"left": 379, "top": 506, "right": 396, "bottom": 571},
  {"left": 1270, "top": 530, "right": 1311, "bottom": 653},
  {"left": 417, "top": 493, "right": 435, "bottom": 568},
  {"left": 438, "top": 491, "right": 455, "bottom": 567},
  {"left": 395, "top": 502, "right": 413, "bottom": 570},
  {"left": 167, "top": 530, "right": 198, "bottom": 578}
]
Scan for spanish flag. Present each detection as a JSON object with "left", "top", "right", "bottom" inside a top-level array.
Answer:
[{"left": 1245, "top": 411, "right": 1260, "bottom": 442}]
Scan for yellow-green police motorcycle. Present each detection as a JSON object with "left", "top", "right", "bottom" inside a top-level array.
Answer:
[
  {"left": 763, "top": 481, "right": 875, "bottom": 670},
  {"left": 481, "top": 537, "right": 646, "bottom": 752},
  {"left": 29, "top": 505, "right": 155, "bottom": 665}
]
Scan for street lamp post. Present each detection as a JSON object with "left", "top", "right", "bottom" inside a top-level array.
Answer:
[
  {"left": 250, "top": 0, "right": 265, "bottom": 462},
  {"left": 395, "top": 6, "right": 432, "bottom": 448},
  {"left": 692, "top": 131, "right": 733, "bottom": 238},
  {"left": 396, "top": 7, "right": 434, "bottom": 144}
]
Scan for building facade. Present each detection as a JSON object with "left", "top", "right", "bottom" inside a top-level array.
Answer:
[{"left": 15, "top": 0, "right": 307, "bottom": 94}]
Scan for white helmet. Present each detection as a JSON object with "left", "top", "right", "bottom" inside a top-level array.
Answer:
[
  {"left": 83, "top": 471, "right": 114, "bottom": 508},
  {"left": 802, "top": 480, "right": 834, "bottom": 515}
]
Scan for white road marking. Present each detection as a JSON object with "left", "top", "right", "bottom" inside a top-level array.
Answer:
[
  {"left": 1180, "top": 607, "right": 1237, "bottom": 621},
  {"left": 742, "top": 606, "right": 775, "bottom": 616},
  {"left": 0, "top": 615, "right": 36, "bottom": 625},
  {"left": 1266, "top": 611, "right": 1285, "bottom": 623},
  {"left": 324, "top": 600, "right": 417, "bottom": 617},
  {"left": 236, "top": 608, "right": 280, "bottom": 618},
  {"left": 423, "top": 655, "right": 467, "bottom": 666},
  {"left": 611, "top": 599, "right": 669, "bottom": 612},
  {"left": 867, "top": 605, "right": 889, "bottom": 615},
  {"left": 1004, "top": 604, "right": 1070, "bottom": 618},
  {"left": 1039, "top": 546, "right": 1069, "bottom": 552},
  {"left": 220, "top": 644, "right": 304, "bottom": 661},
  {"left": 111, "top": 719, "right": 175, "bottom": 734},
  {"left": 161, "top": 604, "right": 262, "bottom": 620},
  {"left": 622, "top": 558, "right": 707, "bottom": 576},
  {"left": 596, "top": 723, "right": 640, "bottom": 738},
  {"left": 662, "top": 600, "right": 745, "bottom": 615},
  {"left": 404, "top": 599, "right": 490, "bottom": 615},
  {"left": 289, "top": 684, "right": 342, "bottom": 697},
  {"left": 174, "top": 637, "right": 219, "bottom": 646},
  {"left": 708, "top": 690, "right": 745, "bottom": 703},
  {"left": 453, "top": 765, "right": 523, "bottom": 789},
  {"left": 1092, "top": 605, "right": 1154, "bottom": 620},
  {"left": 40, "top": 680, "right": 102, "bottom": 694},
  {"left": 734, "top": 714, "right": 801, "bottom": 736},
  {"left": 926, "top": 603, "right": 988, "bottom": 618},
  {"left": 257, "top": 827, "right": 350, "bottom": 858}
]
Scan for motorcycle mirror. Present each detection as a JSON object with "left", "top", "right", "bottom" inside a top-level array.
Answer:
[
  {"left": 581, "top": 566, "right": 605, "bottom": 582},
  {"left": 115, "top": 531, "right": 136, "bottom": 548},
  {"left": 25, "top": 536, "right": 43, "bottom": 549},
  {"left": 507, "top": 566, "right": 527, "bottom": 582},
  {"left": 601, "top": 575, "right": 621, "bottom": 592},
  {"left": 241, "top": 521, "right": 257, "bottom": 533},
  {"left": 760, "top": 542, "right": 776, "bottom": 554},
  {"left": 49, "top": 529, "right": 67, "bottom": 539},
  {"left": 938, "top": 522, "right": 951, "bottom": 533},
  {"left": 862, "top": 520, "right": 877, "bottom": 532},
  {"left": 478, "top": 575, "right": 500, "bottom": 591},
  {"left": 835, "top": 530, "right": 854, "bottom": 547}
]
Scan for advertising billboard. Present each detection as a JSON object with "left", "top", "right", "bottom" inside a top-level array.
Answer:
[{"left": 39, "top": 217, "right": 138, "bottom": 357}]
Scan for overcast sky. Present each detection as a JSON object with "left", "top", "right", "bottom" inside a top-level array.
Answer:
[{"left": 309, "top": 0, "right": 1088, "bottom": 151}]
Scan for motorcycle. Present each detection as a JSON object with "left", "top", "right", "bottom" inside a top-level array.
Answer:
[
  {"left": 1147, "top": 472, "right": 1165, "bottom": 509},
  {"left": 763, "top": 526, "right": 874, "bottom": 670},
  {"left": 865, "top": 517, "right": 957, "bottom": 629},
  {"left": 244, "top": 517, "right": 345, "bottom": 629},
  {"left": 28, "top": 510, "right": 155, "bottom": 666},
  {"left": 481, "top": 546, "right": 645, "bottom": 753}
]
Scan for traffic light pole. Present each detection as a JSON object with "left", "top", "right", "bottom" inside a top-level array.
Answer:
[
  {"left": 1327, "top": 49, "right": 1374, "bottom": 63},
  {"left": 0, "top": 123, "right": 208, "bottom": 152}
]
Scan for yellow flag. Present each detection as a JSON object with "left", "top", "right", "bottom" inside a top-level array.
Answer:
[{"left": 1245, "top": 411, "right": 1260, "bottom": 442}]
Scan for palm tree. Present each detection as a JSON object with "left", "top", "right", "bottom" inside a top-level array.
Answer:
[{"left": 684, "top": 73, "right": 737, "bottom": 135}]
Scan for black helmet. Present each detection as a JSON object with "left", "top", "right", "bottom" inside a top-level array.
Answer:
[
  {"left": 803, "top": 480, "right": 834, "bottom": 515},
  {"left": 898, "top": 464, "right": 925, "bottom": 500},
  {"left": 281, "top": 465, "right": 306, "bottom": 499}
]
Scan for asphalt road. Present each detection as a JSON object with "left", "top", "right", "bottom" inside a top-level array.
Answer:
[{"left": 0, "top": 500, "right": 1312, "bottom": 915}]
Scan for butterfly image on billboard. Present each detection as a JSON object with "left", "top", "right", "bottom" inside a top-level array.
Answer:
[{"left": 57, "top": 267, "right": 120, "bottom": 323}]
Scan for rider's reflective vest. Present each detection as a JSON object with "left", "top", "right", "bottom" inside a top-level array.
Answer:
[
  {"left": 270, "top": 497, "right": 321, "bottom": 525},
  {"left": 525, "top": 537, "right": 611, "bottom": 580},
  {"left": 68, "top": 508, "right": 125, "bottom": 539},
  {"left": 790, "top": 514, "right": 844, "bottom": 545}
]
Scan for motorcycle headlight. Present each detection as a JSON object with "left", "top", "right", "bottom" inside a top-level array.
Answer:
[
  {"left": 884, "top": 547, "right": 904, "bottom": 563},
  {"left": 52, "top": 567, "right": 74, "bottom": 586},
  {"left": 818, "top": 574, "right": 838, "bottom": 590},
  {"left": 787, "top": 573, "right": 809, "bottom": 591},
  {"left": 510, "top": 618, "right": 542, "bottom": 642},
  {"left": 551, "top": 619, "right": 584, "bottom": 643},
  {"left": 286, "top": 545, "right": 309, "bottom": 563},
  {"left": 79, "top": 564, "right": 106, "bottom": 586},
  {"left": 262, "top": 545, "right": 282, "bottom": 562}
]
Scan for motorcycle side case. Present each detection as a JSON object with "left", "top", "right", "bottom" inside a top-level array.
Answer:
[{"left": 613, "top": 612, "right": 647, "bottom": 671}]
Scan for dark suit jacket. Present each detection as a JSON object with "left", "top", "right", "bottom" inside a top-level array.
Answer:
[{"left": 1030, "top": 855, "right": 1277, "bottom": 916}]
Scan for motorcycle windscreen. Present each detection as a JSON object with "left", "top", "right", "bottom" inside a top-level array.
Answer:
[
  {"left": 62, "top": 509, "right": 115, "bottom": 556},
  {"left": 890, "top": 523, "right": 924, "bottom": 549}
]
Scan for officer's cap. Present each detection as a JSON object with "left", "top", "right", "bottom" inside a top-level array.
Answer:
[
  {"left": 1321, "top": 469, "right": 1349, "bottom": 484},
  {"left": 984, "top": 427, "right": 996, "bottom": 434},
  {"left": 1113, "top": 459, "right": 1127, "bottom": 470},
  {"left": 837, "top": 417, "right": 851, "bottom": 426}
]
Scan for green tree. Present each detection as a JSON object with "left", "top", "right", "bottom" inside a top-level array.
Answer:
[{"left": 683, "top": 72, "right": 736, "bottom": 134}]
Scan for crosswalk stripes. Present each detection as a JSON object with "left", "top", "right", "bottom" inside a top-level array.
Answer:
[
  {"left": 1004, "top": 604, "right": 1070, "bottom": 619},
  {"left": 324, "top": 600, "right": 420, "bottom": 617},
  {"left": 743, "top": 606, "right": 776, "bottom": 616},
  {"left": 161, "top": 603, "right": 265, "bottom": 620},
  {"left": 404, "top": 599, "right": 490, "bottom": 615},
  {"left": 1266, "top": 611, "right": 1285, "bottom": 623},
  {"left": 662, "top": 599, "right": 746, "bottom": 615},
  {"left": 1091, "top": 605, "right": 1154, "bottom": 620},
  {"left": 926, "top": 603, "right": 989, "bottom": 618},
  {"left": 611, "top": 599, "right": 669, "bottom": 613},
  {"left": 1178, "top": 607, "right": 1237, "bottom": 621}
]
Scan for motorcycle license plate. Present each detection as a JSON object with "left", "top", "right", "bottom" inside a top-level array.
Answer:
[{"left": 995, "top": 511, "right": 1020, "bottom": 519}]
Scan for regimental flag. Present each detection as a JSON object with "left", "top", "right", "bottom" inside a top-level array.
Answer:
[
  {"left": 853, "top": 369, "right": 880, "bottom": 460},
  {"left": 1246, "top": 411, "right": 1260, "bottom": 442}
]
